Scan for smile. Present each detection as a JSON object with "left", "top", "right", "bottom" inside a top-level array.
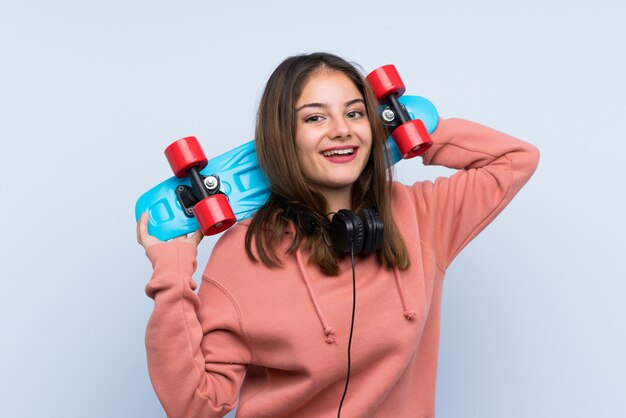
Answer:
[
  {"left": 320, "top": 147, "right": 359, "bottom": 163},
  {"left": 321, "top": 148, "right": 355, "bottom": 157}
]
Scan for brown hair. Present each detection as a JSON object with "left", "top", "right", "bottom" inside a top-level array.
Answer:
[{"left": 245, "top": 52, "right": 409, "bottom": 275}]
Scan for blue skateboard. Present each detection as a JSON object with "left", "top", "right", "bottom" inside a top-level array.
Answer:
[{"left": 135, "top": 68, "right": 439, "bottom": 241}]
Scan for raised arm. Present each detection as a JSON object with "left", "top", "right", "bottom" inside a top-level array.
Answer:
[{"left": 411, "top": 117, "right": 540, "bottom": 269}]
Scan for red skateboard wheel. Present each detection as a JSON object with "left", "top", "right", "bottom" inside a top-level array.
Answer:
[
  {"left": 393, "top": 119, "right": 433, "bottom": 159},
  {"left": 193, "top": 194, "right": 236, "bottom": 235},
  {"left": 366, "top": 65, "right": 406, "bottom": 101},
  {"left": 165, "top": 136, "right": 208, "bottom": 178}
]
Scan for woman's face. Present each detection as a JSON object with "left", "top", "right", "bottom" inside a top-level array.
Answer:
[{"left": 294, "top": 70, "right": 372, "bottom": 199}]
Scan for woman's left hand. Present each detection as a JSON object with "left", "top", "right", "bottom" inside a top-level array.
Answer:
[{"left": 136, "top": 212, "right": 204, "bottom": 250}]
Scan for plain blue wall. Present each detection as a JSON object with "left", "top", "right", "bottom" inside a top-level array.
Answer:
[{"left": 1, "top": 1, "right": 624, "bottom": 417}]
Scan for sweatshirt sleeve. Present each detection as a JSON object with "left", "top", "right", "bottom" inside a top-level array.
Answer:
[
  {"left": 411, "top": 117, "right": 540, "bottom": 270},
  {"left": 144, "top": 242, "right": 251, "bottom": 418}
]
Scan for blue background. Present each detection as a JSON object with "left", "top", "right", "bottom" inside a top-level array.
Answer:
[{"left": 1, "top": 1, "right": 624, "bottom": 417}]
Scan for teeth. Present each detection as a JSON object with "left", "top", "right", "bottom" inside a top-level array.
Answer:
[{"left": 322, "top": 148, "right": 354, "bottom": 157}]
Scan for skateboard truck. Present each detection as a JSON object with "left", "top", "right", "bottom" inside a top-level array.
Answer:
[
  {"left": 366, "top": 65, "right": 433, "bottom": 158},
  {"left": 380, "top": 100, "right": 410, "bottom": 131},
  {"left": 165, "top": 136, "right": 236, "bottom": 235},
  {"left": 175, "top": 174, "right": 222, "bottom": 218}
]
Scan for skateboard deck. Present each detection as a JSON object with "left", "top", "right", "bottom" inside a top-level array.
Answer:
[{"left": 135, "top": 95, "right": 438, "bottom": 241}]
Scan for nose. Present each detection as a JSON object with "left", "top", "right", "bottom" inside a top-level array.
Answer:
[{"left": 328, "top": 117, "right": 351, "bottom": 139}]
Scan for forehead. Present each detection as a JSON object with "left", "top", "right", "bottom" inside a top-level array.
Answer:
[{"left": 297, "top": 70, "right": 362, "bottom": 104}]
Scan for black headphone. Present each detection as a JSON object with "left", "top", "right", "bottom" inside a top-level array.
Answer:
[{"left": 280, "top": 200, "right": 384, "bottom": 255}]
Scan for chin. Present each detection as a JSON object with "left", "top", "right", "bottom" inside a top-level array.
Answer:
[{"left": 327, "top": 178, "right": 361, "bottom": 189}]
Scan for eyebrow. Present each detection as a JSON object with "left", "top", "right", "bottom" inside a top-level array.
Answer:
[{"left": 296, "top": 98, "right": 365, "bottom": 112}]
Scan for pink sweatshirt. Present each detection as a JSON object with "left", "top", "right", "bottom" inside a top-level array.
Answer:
[{"left": 144, "top": 118, "right": 540, "bottom": 418}]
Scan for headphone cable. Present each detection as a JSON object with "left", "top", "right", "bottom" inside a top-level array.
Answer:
[{"left": 337, "top": 243, "right": 357, "bottom": 417}]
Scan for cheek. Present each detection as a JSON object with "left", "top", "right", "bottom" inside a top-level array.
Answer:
[
  {"left": 295, "top": 132, "right": 318, "bottom": 160},
  {"left": 361, "top": 134, "right": 373, "bottom": 156},
  {"left": 294, "top": 143, "right": 316, "bottom": 178}
]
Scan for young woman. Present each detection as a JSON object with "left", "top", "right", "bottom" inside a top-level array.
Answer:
[{"left": 137, "top": 52, "right": 540, "bottom": 418}]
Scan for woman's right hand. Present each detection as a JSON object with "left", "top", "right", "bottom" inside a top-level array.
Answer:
[{"left": 136, "top": 212, "right": 204, "bottom": 250}]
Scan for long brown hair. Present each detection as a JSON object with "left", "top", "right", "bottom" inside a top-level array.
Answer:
[{"left": 245, "top": 52, "right": 409, "bottom": 275}]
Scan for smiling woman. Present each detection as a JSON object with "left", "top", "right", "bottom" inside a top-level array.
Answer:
[
  {"left": 247, "top": 53, "right": 409, "bottom": 276},
  {"left": 294, "top": 71, "right": 372, "bottom": 210},
  {"left": 137, "top": 52, "right": 540, "bottom": 418}
]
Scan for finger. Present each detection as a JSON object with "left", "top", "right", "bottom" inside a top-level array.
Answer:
[
  {"left": 136, "top": 212, "right": 143, "bottom": 244},
  {"left": 191, "top": 229, "right": 204, "bottom": 246},
  {"left": 137, "top": 212, "right": 149, "bottom": 244}
]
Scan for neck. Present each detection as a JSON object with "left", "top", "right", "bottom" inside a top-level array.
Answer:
[{"left": 321, "top": 186, "right": 352, "bottom": 217}]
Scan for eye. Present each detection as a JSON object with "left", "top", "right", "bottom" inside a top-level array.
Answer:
[
  {"left": 304, "top": 114, "right": 325, "bottom": 123},
  {"left": 346, "top": 109, "right": 366, "bottom": 119}
]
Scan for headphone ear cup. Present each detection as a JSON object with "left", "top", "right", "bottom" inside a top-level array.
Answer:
[
  {"left": 330, "top": 210, "right": 364, "bottom": 254},
  {"left": 371, "top": 211, "right": 384, "bottom": 252},
  {"left": 360, "top": 208, "right": 376, "bottom": 255},
  {"left": 350, "top": 211, "right": 365, "bottom": 254},
  {"left": 361, "top": 208, "right": 384, "bottom": 254}
]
